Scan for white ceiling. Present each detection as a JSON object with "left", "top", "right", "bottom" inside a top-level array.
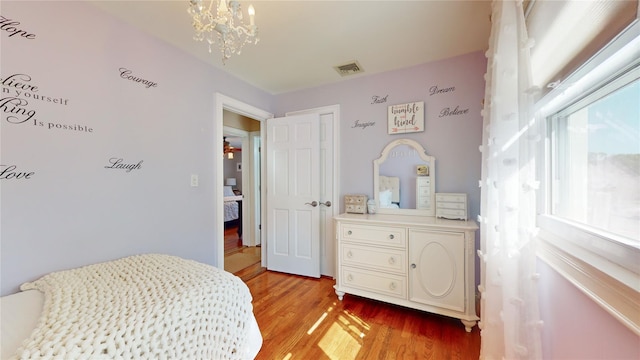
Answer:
[{"left": 91, "top": 1, "right": 492, "bottom": 95}]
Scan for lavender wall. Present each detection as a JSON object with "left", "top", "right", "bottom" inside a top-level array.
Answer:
[
  {"left": 538, "top": 260, "right": 640, "bottom": 359},
  {"left": 275, "top": 51, "right": 486, "bottom": 220},
  {"left": 0, "top": 1, "right": 273, "bottom": 296}
]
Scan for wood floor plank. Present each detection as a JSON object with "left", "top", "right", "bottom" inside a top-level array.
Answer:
[{"left": 245, "top": 271, "right": 480, "bottom": 360}]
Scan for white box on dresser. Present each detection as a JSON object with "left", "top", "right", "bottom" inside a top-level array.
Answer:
[
  {"left": 334, "top": 213, "right": 479, "bottom": 332},
  {"left": 436, "top": 193, "right": 468, "bottom": 220}
]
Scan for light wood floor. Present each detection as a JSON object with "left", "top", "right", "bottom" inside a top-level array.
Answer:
[
  {"left": 245, "top": 270, "right": 481, "bottom": 360},
  {"left": 225, "top": 226, "right": 266, "bottom": 281}
]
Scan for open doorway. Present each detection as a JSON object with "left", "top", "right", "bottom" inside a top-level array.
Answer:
[
  {"left": 222, "top": 124, "right": 260, "bottom": 277},
  {"left": 222, "top": 133, "right": 244, "bottom": 250},
  {"left": 215, "top": 93, "right": 272, "bottom": 279}
]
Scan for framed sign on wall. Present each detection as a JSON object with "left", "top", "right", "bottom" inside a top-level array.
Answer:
[{"left": 387, "top": 101, "right": 424, "bottom": 134}]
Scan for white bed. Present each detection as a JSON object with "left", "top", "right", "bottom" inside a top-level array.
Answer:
[
  {"left": 0, "top": 254, "right": 262, "bottom": 360},
  {"left": 224, "top": 199, "right": 240, "bottom": 222},
  {"left": 224, "top": 185, "right": 242, "bottom": 223}
]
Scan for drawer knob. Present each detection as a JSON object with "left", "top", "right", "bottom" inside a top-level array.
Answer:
[
  {"left": 389, "top": 234, "right": 395, "bottom": 240},
  {"left": 347, "top": 274, "right": 354, "bottom": 282},
  {"left": 388, "top": 257, "right": 395, "bottom": 265},
  {"left": 411, "top": 263, "right": 417, "bottom": 269},
  {"left": 347, "top": 230, "right": 353, "bottom": 235},
  {"left": 389, "top": 282, "right": 397, "bottom": 290},
  {"left": 347, "top": 251, "right": 353, "bottom": 258}
]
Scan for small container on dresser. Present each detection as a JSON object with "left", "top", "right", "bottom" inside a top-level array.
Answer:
[
  {"left": 435, "top": 193, "right": 467, "bottom": 220},
  {"left": 366, "top": 199, "right": 377, "bottom": 214},
  {"left": 344, "top": 194, "right": 368, "bottom": 214}
]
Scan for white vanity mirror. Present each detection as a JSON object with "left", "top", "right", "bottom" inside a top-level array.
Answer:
[{"left": 374, "top": 138, "right": 436, "bottom": 216}]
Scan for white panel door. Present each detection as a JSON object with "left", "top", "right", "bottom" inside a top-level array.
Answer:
[
  {"left": 286, "top": 106, "right": 338, "bottom": 277},
  {"left": 317, "top": 112, "right": 335, "bottom": 277},
  {"left": 266, "top": 114, "right": 320, "bottom": 277}
]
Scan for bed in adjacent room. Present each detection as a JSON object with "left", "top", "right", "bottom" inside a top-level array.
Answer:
[
  {"left": 224, "top": 185, "right": 243, "bottom": 237},
  {"left": 0, "top": 254, "right": 262, "bottom": 360},
  {"left": 224, "top": 200, "right": 240, "bottom": 222}
]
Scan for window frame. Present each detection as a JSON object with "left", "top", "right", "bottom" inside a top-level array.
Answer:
[{"left": 535, "top": 20, "right": 640, "bottom": 336}]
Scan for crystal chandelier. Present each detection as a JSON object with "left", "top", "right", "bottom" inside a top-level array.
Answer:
[{"left": 188, "top": 0, "right": 259, "bottom": 63}]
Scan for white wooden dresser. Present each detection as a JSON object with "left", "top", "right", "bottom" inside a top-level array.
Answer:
[{"left": 333, "top": 213, "right": 479, "bottom": 332}]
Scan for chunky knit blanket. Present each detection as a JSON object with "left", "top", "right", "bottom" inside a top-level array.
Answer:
[{"left": 13, "top": 254, "right": 256, "bottom": 360}]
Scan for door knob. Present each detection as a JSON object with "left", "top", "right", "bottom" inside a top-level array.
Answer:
[
  {"left": 319, "top": 201, "right": 332, "bottom": 207},
  {"left": 305, "top": 201, "right": 318, "bottom": 207}
]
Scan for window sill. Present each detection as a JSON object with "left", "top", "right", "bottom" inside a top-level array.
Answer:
[{"left": 536, "top": 216, "right": 640, "bottom": 336}]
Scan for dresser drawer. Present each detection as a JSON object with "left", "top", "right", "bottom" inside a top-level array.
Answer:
[
  {"left": 417, "top": 198, "right": 431, "bottom": 208},
  {"left": 341, "top": 266, "right": 406, "bottom": 299},
  {"left": 345, "top": 204, "right": 366, "bottom": 214},
  {"left": 436, "top": 193, "right": 466, "bottom": 203},
  {"left": 341, "top": 243, "right": 406, "bottom": 274},
  {"left": 436, "top": 201, "right": 466, "bottom": 210},
  {"left": 345, "top": 194, "right": 367, "bottom": 205},
  {"left": 417, "top": 186, "right": 431, "bottom": 196},
  {"left": 341, "top": 224, "right": 406, "bottom": 247},
  {"left": 436, "top": 208, "right": 467, "bottom": 219}
]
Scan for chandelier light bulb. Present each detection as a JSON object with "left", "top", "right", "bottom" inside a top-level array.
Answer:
[
  {"left": 218, "top": 0, "right": 228, "bottom": 14},
  {"left": 248, "top": 5, "right": 255, "bottom": 25}
]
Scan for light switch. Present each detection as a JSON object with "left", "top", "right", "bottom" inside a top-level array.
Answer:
[{"left": 190, "top": 174, "right": 199, "bottom": 187}]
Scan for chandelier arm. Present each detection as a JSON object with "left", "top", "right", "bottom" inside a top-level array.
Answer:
[{"left": 232, "top": 25, "right": 255, "bottom": 37}]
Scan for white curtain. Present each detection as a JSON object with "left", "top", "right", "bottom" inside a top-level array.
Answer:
[{"left": 478, "top": 1, "right": 543, "bottom": 359}]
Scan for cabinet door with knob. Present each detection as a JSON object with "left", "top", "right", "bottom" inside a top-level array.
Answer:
[{"left": 408, "top": 229, "right": 465, "bottom": 312}]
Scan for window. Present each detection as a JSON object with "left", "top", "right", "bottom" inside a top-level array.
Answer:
[
  {"left": 536, "top": 21, "right": 640, "bottom": 335},
  {"left": 550, "top": 74, "right": 639, "bottom": 243}
]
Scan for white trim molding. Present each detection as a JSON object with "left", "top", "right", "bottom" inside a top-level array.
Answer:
[
  {"left": 214, "top": 93, "right": 273, "bottom": 269},
  {"left": 537, "top": 227, "right": 640, "bottom": 336}
]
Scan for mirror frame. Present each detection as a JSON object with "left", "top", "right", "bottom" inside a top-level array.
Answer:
[{"left": 374, "top": 138, "right": 436, "bottom": 216}]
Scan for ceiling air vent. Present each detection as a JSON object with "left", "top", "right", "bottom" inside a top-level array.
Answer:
[{"left": 333, "top": 61, "right": 364, "bottom": 77}]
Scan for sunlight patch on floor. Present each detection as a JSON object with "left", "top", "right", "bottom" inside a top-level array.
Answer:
[
  {"left": 307, "top": 305, "right": 335, "bottom": 335},
  {"left": 308, "top": 311, "right": 329, "bottom": 335},
  {"left": 342, "top": 310, "right": 370, "bottom": 332},
  {"left": 317, "top": 310, "right": 370, "bottom": 360}
]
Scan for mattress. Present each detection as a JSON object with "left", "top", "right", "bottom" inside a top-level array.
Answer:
[
  {"left": 225, "top": 200, "right": 240, "bottom": 222},
  {"left": 0, "top": 289, "right": 262, "bottom": 360},
  {"left": 0, "top": 290, "right": 43, "bottom": 360}
]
